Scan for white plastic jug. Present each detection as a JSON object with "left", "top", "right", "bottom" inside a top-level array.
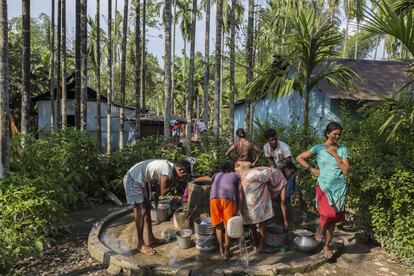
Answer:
[{"left": 227, "top": 216, "right": 243, "bottom": 238}]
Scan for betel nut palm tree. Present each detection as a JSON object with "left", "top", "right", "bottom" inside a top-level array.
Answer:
[
  {"left": 247, "top": 8, "right": 358, "bottom": 137},
  {"left": 362, "top": 1, "right": 414, "bottom": 139}
]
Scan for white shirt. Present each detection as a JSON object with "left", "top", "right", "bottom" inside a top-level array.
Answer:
[
  {"left": 263, "top": 141, "right": 292, "bottom": 168},
  {"left": 127, "top": 159, "right": 174, "bottom": 187}
]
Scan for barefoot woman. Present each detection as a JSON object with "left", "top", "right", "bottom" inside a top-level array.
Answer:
[{"left": 296, "top": 122, "right": 349, "bottom": 260}]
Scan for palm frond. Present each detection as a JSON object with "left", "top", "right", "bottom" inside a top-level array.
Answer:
[{"left": 362, "top": 1, "right": 414, "bottom": 56}]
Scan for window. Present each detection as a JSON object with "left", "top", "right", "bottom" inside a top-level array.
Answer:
[{"left": 67, "top": 115, "right": 75, "bottom": 127}]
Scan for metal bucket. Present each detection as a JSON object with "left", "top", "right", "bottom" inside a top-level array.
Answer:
[
  {"left": 151, "top": 204, "right": 170, "bottom": 222},
  {"left": 194, "top": 217, "right": 217, "bottom": 253},
  {"left": 176, "top": 229, "right": 193, "bottom": 249}
]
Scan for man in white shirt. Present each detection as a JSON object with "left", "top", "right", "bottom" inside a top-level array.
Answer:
[
  {"left": 123, "top": 159, "right": 191, "bottom": 256},
  {"left": 263, "top": 129, "right": 296, "bottom": 198}
]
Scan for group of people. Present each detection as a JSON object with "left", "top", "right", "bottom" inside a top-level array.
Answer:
[{"left": 123, "top": 121, "right": 349, "bottom": 261}]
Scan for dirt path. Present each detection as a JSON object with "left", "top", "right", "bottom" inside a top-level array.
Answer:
[
  {"left": 14, "top": 203, "right": 121, "bottom": 276},
  {"left": 13, "top": 204, "right": 410, "bottom": 275}
]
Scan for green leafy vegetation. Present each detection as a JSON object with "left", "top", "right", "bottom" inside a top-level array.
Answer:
[{"left": 251, "top": 105, "right": 414, "bottom": 267}]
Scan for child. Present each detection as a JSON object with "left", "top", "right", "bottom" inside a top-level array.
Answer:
[{"left": 209, "top": 162, "right": 241, "bottom": 260}]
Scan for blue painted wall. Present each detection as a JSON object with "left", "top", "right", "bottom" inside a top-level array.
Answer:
[
  {"left": 37, "top": 99, "right": 133, "bottom": 150},
  {"left": 234, "top": 88, "right": 341, "bottom": 135}
]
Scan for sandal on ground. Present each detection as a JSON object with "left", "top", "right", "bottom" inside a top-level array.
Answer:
[
  {"left": 140, "top": 245, "right": 156, "bottom": 256},
  {"left": 152, "top": 220, "right": 161, "bottom": 225}
]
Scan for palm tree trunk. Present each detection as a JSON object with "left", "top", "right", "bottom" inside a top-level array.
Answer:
[
  {"left": 203, "top": 0, "right": 210, "bottom": 130},
  {"left": 61, "top": 0, "right": 67, "bottom": 129},
  {"left": 183, "top": 41, "right": 187, "bottom": 83},
  {"left": 113, "top": 0, "right": 118, "bottom": 102},
  {"left": 245, "top": 0, "right": 254, "bottom": 133},
  {"left": 80, "top": 0, "right": 88, "bottom": 131},
  {"left": 171, "top": 0, "right": 177, "bottom": 114},
  {"left": 75, "top": 0, "right": 81, "bottom": 129},
  {"left": 22, "top": 0, "right": 31, "bottom": 135},
  {"left": 134, "top": 0, "right": 141, "bottom": 142},
  {"left": 354, "top": 20, "right": 359, "bottom": 59},
  {"left": 219, "top": 28, "right": 223, "bottom": 136},
  {"left": 186, "top": 0, "right": 197, "bottom": 145},
  {"left": 213, "top": 0, "right": 223, "bottom": 138},
  {"left": 107, "top": 0, "right": 113, "bottom": 154},
  {"left": 0, "top": 0, "right": 9, "bottom": 178},
  {"left": 50, "top": 0, "right": 55, "bottom": 131},
  {"left": 164, "top": 0, "right": 172, "bottom": 138},
  {"left": 56, "top": 0, "right": 61, "bottom": 128},
  {"left": 373, "top": 36, "right": 380, "bottom": 60},
  {"left": 141, "top": 0, "right": 146, "bottom": 112},
  {"left": 342, "top": 19, "right": 349, "bottom": 58},
  {"left": 303, "top": 82, "right": 310, "bottom": 137},
  {"left": 229, "top": 0, "right": 235, "bottom": 142},
  {"left": 96, "top": 0, "right": 102, "bottom": 151},
  {"left": 119, "top": 0, "right": 128, "bottom": 150}
]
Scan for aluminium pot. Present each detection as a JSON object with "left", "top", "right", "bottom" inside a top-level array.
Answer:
[{"left": 151, "top": 203, "right": 170, "bottom": 222}]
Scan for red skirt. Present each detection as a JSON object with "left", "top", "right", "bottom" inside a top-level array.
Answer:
[{"left": 316, "top": 184, "right": 345, "bottom": 229}]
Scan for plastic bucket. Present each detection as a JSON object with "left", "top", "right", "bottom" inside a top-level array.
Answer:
[
  {"left": 194, "top": 217, "right": 217, "bottom": 253},
  {"left": 176, "top": 229, "right": 193, "bottom": 249}
]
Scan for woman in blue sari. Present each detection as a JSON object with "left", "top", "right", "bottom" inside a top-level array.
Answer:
[{"left": 296, "top": 122, "right": 349, "bottom": 259}]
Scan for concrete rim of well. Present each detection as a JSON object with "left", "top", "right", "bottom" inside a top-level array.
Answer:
[{"left": 88, "top": 206, "right": 344, "bottom": 275}]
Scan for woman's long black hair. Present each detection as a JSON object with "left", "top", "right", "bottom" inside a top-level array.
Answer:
[{"left": 324, "top": 122, "right": 343, "bottom": 138}]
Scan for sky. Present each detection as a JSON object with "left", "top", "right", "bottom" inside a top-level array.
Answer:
[
  {"left": 8, "top": 0, "right": 382, "bottom": 65},
  {"left": 8, "top": 0, "right": 218, "bottom": 67}
]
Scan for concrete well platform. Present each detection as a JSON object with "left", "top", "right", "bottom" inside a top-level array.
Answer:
[{"left": 88, "top": 207, "right": 344, "bottom": 275}]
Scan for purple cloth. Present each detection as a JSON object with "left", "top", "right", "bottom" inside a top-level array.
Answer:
[{"left": 210, "top": 172, "right": 240, "bottom": 202}]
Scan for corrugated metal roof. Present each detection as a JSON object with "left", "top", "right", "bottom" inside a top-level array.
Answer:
[{"left": 317, "top": 59, "right": 409, "bottom": 100}]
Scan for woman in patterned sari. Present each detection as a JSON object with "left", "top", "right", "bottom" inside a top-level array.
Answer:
[{"left": 240, "top": 166, "right": 288, "bottom": 253}]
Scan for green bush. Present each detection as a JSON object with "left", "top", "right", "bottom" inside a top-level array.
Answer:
[
  {"left": 253, "top": 110, "right": 414, "bottom": 266},
  {"left": 101, "top": 137, "right": 166, "bottom": 195},
  {"left": 368, "top": 170, "right": 414, "bottom": 266},
  {"left": 0, "top": 174, "right": 65, "bottom": 272},
  {"left": 10, "top": 129, "right": 103, "bottom": 209},
  {"left": 340, "top": 106, "right": 414, "bottom": 266}
]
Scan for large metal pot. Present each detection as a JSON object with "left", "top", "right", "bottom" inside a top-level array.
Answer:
[
  {"left": 265, "top": 223, "right": 288, "bottom": 247},
  {"left": 293, "top": 236, "right": 320, "bottom": 253}
]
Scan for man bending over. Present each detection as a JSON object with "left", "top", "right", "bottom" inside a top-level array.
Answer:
[{"left": 123, "top": 159, "right": 191, "bottom": 255}]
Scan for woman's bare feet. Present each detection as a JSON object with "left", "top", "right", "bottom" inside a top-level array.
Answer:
[
  {"left": 219, "top": 246, "right": 224, "bottom": 258},
  {"left": 139, "top": 245, "right": 156, "bottom": 256},
  {"left": 323, "top": 246, "right": 333, "bottom": 260},
  {"left": 315, "top": 225, "right": 324, "bottom": 243},
  {"left": 223, "top": 247, "right": 230, "bottom": 260}
]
